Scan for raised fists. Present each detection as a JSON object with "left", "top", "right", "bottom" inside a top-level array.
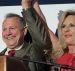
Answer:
[
  {"left": 21, "top": 0, "right": 38, "bottom": 9},
  {"left": 21, "top": 0, "right": 32, "bottom": 9}
]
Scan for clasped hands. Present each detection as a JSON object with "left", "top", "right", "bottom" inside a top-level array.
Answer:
[{"left": 21, "top": 0, "right": 38, "bottom": 9}]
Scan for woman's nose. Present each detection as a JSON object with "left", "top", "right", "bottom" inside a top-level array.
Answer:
[{"left": 64, "top": 26, "right": 70, "bottom": 32}]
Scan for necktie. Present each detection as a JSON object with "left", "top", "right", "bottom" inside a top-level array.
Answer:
[{"left": 8, "top": 50, "right": 15, "bottom": 56}]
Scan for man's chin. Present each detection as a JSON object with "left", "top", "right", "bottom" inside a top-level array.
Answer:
[
  {"left": 7, "top": 46, "right": 16, "bottom": 49},
  {"left": 6, "top": 43, "right": 17, "bottom": 49}
]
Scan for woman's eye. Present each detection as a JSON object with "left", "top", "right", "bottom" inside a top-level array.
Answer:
[
  {"left": 61, "top": 25, "right": 65, "bottom": 28},
  {"left": 70, "top": 24, "right": 75, "bottom": 27}
]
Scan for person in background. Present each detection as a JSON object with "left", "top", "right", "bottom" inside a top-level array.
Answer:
[
  {"left": 56, "top": 10, "right": 75, "bottom": 71},
  {"left": 1, "top": 0, "right": 52, "bottom": 71}
]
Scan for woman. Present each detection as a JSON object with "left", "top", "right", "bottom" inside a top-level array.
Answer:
[{"left": 56, "top": 10, "right": 75, "bottom": 71}]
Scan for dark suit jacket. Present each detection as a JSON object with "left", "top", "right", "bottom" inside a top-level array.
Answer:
[{"left": 1, "top": 8, "right": 52, "bottom": 71}]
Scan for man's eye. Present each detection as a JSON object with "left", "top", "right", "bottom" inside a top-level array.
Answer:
[
  {"left": 10, "top": 27, "right": 15, "bottom": 29},
  {"left": 3, "top": 28, "right": 6, "bottom": 31}
]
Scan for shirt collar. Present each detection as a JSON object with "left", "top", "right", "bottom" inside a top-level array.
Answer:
[{"left": 5, "top": 43, "right": 24, "bottom": 55}]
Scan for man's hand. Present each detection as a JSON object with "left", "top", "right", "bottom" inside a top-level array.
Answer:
[{"left": 21, "top": 0, "right": 32, "bottom": 10}]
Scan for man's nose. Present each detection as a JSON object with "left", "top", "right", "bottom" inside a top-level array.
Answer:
[{"left": 6, "top": 29, "right": 12, "bottom": 36}]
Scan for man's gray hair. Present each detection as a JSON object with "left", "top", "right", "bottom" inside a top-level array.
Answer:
[{"left": 3, "top": 13, "right": 26, "bottom": 27}]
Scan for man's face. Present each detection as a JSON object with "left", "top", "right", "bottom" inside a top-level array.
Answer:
[{"left": 2, "top": 17, "right": 26, "bottom": 49}]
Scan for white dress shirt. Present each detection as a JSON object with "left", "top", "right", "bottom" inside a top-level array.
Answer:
[{"left": 5, "top": 44, "right": 23, "bottom": 55}]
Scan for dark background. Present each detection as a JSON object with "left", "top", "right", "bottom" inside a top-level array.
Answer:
[{"left": 0, "top": 0, "right": 75, "bottom": 6}]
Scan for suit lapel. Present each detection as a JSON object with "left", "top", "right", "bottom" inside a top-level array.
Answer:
[
  {"left": 14, "top": 42, "right": 30, "bottom": 58},
  {"left": 1, "top": 41, "right": 30, "bottom": 58},
  {"left": 1, "top": 48, "right": 7, "bottom": 55}
]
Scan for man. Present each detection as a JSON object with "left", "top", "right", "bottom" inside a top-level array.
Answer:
[{"left": 1, "top": 0, "right": 52, "bottom": 71}]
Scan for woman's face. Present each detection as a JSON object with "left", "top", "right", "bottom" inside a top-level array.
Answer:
[{"left": 61, "top": 15, "right": 75, "bottom": 45}]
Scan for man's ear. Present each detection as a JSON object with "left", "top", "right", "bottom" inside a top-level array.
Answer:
[{"left": 24, "top": 27, "right": 28, "bottom": 36}]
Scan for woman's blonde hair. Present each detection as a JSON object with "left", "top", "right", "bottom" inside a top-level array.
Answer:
[{"left": 58, "top": 10, "right": 75, "bottom": 52}]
